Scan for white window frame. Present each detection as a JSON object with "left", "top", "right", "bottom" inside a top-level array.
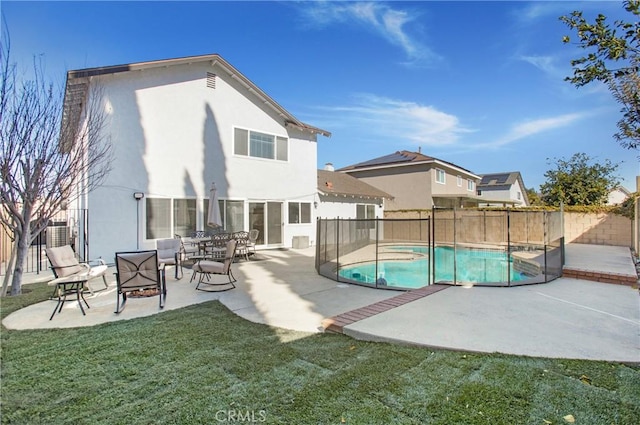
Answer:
[
  {"left": 233, "top": 126, "right": 288, "bottom": 161},
  {"left": 288, "top": 202, "right": 311, "bottom": 224},
  {"left": 145, "top": 197, "right": 197, "bottom": 240},
  {"left": 457, "top": 175, "right": 462, "bottom": 187},
  {"left": 435, "top": 168, "right": 446, "bottom": 185},
  {"left": 467, "top": 179, "right": 475, "bottom": 191}
]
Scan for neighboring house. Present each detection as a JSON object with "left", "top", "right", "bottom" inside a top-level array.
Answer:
[
  {"left": 317, "top": 164, "right": 391, "bottom": 219},
  {"left": 607, "top": 186, "right": 631, "bottom": 205},
  {"left": 62, "top": 54, "right": 330, "bottom": 260},
  {"left": 338, "top": 150, "right": 481, "bottom": 210},
  {"left": 477, "top": 172, "right": 530, "bottom": 207}
]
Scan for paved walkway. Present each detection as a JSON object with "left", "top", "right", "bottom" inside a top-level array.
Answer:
[{"left": 3, "top": 244, "right": 639, "bottom": 363}]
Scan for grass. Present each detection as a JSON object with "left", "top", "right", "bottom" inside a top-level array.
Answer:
[{"left": 1, "top": 282, "right": 639, "bottom": 424}]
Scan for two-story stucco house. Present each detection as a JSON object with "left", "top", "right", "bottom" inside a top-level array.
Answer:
[
  {"left": 477, "top": 172, "right": 530, "bottom": 207},
  {"left": 338, "top": 150, "right": 481, "bottom": 210},
  {"left": 62, "top": 54, "right": 330, "bottom": 261}
]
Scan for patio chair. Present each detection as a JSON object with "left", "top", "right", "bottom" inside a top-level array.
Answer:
[
  {"left": 247, "top": 229, "right": 259, "bottom": 256},
  {"left": 175, "top": 234, "right": 199, "bottom": 262},
  {"left": 232, "top": 231, "right": 250, "bottom": 261},
  {"left": 157, "top": 238, "right": 182, "bottom": 279},
  {"left": 192, "top": 239, "right": 237, "bottom": 291},
  {"left": 46, "top": 245, "right": 108, "bottom": 295},
  {"left": 114, "top": 250, "right": 166, "bottom": 314}
]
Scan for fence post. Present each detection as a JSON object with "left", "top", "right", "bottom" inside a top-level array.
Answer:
[
  {"left": 335, "top": 217, "right": 340, "bottom": 282},
  {"left": 507, "top": 208, "right": 511, "bottom": 287}
]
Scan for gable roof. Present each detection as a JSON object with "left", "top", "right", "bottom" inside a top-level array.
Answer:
[
  {"left": 478, "top": 172, "right": 522, "bottom": 189},
  {"left": 338, "top": 150, "right": 478, "bottom": 177},
  {"left": 62, "top": 53, "right": 331, "bottom": 138},
  {"left": 318, "top": 169, "right": 392, "bottom": 200},
  {"left": 478, "top": 171, "right": 529, "bottom": 205}
]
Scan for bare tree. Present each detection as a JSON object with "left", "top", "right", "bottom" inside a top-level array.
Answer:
[{"left": 0, "top": 27, "right": 113, "bottom": 296}]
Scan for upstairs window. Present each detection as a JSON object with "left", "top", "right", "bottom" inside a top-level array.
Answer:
[
  {"left": 467, "top": 179, "right": 475, "bottom": 191},
  {"left": 457, "top": 175, "right": 462, "bottom": 187},
  {"left": 436, "top": 169, "right": 446, "bottom": 184},
  {"left": 234, "top": 128, "right": 288, "bottom": 161}
]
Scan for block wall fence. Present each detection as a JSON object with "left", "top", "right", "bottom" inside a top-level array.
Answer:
[{"left": 384, "top": 210, "right": 633, "bottom": 248}]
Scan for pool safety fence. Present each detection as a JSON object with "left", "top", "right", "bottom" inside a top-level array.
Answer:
[{"left": 316, "top": 208, "right": 564, "bottom": 290}]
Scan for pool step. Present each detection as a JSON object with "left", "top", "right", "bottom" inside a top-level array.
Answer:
[{"left": 322, "top": 284, "right": 449, "bottom": 334}]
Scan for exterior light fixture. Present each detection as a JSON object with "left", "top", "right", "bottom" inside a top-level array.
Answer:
[{"left": 133, "top": 192, "right": 144, "bottom": 249}]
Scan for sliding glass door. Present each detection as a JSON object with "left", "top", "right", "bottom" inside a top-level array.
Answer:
[{"left": 249, "top": 202, "right": 282, "bottom": 246}]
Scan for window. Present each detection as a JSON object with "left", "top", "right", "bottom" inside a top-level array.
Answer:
[
  {"left": 457, "top": 175, "right": 462, "bottom": 187},
  {"left": 288, "top": 202, "right": 311, "bottom": 224},
  {"left": 146, "top": 198, "right": 171, "bottom": 239},
  {"left": 436, "top": 169, "right": 445, "bottom": 184},
  {"left": 234, "top": 127, "right": 288, "bottom": 161},
  {"left": 517, "top": 192, "right": 521, "bottom": 200},
  {"left": 146, "top": 198, "right": 196, "bottom": 239},
  {"left": 205, "top": 199, "right": 245, "bottom": 233},
  {"left": 356, "top": 204, "right": 376, "bottom": 229},
  {"left": 467, "top": 179, "right": 475, "bottom": 191},
  {"left": 173, "top": 199, "right": 196, "bottom": 237}
]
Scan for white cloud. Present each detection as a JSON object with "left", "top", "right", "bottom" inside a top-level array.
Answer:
[
  {"left": 487, "top": 113, "right": 586, "bottom": 147},
  {"left": 298, "top": 1, "right": 440, "bottom": 66},
  {"left": 312, "top": 93, "right": 471, "bottom": 146},
  {"left": 519, "top": 55, "right": 559, "bottom": 76}
]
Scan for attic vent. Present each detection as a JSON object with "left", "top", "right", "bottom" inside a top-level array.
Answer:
[{"left": 206, "top": 72, "right": 217, "bottom": 89}]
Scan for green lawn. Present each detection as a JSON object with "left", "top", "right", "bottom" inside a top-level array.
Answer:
[{"left": 1, "top": 282, "right": 639, "bottom": 424}]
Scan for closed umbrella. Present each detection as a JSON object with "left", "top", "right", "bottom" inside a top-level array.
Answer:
[{"left": 207, "top": 183, "right": 223, "bottom": 229}]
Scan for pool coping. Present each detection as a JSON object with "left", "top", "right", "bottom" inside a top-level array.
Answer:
[{"left": 321, "top": 284, "right": 449, "bottom": 333}]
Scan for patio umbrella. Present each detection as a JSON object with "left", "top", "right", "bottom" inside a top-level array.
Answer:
[{"left": 207, "top": 182, "right": 223, "bottom": 229}]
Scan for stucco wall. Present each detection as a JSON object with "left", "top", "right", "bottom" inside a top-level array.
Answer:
[{"left": 82, "top": 60, "right": 320, "bottom": 259}]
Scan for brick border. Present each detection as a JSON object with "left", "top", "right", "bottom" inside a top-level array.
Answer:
[
  {"left": 562, "top": 267, "right": 638, "bottom": 286},
  {"left": 321, "top": 284, "right": 449, "bottom": 334}
]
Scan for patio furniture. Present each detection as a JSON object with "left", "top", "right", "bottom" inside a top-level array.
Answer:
[
  {"left": 232, "top": 231, "right": 250, "bottom": 261},
  {"left": 175, "top": 234, "right": 199, "bottom": 262},
  {"left": 46, "top": 245, "right": 108, "bottom": 295},
  {"left": 157, "top": 238, "right": 182, "bottom": 279},
  {"left": 191, "top": 230, "right": 209, "bottom": 239},
  {"left": 247, "top": 229, "right": 259, "bottom": 256},
  {"left": 48, "top": 274, "right": 91, "bottom": 320},
  {"left": 114, "top": 250, "right": 166, "bottom": 314},
  {"left": 206, "top": 232, "right": 230, "bottom": 259},
  {"left": 192, "top": 239, "right": 237, "bottom": 291}
]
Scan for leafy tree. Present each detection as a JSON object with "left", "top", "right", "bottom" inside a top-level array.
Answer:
[
  {"left": 525, "top": 188, "right": 544, "bottom": 206},
  {"left": 0, "top": 28, "right": 113, "bottom": 296},
  {"left": 540, "top": 153, "right": 620, "bottom": 206},
  {"left": 560, "top": 0, "right": 640, "bottom": 150}
]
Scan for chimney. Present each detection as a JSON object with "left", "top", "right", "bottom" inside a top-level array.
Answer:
[{"left": 324, "top": 163, "right": 334, "bottom": 171}]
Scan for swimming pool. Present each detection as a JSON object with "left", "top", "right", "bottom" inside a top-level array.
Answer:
[{"left": 338, "top": 246, "right": 527, "bottom": 289}]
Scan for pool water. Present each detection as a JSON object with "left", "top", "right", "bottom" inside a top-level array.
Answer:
[{"left": 338, "top": 246, "right": 526, "bottom": 288}]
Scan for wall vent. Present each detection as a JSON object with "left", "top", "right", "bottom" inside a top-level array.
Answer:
[{"left": 206, "top": 72, "right": 216, "bottom": 89}]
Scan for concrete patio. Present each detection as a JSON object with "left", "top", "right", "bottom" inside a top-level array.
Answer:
[{"left": 3, "top": 244, "right": 639, "bottom": 363}]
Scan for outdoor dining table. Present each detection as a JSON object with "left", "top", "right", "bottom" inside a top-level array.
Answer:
[{"left": 191, "top": 237, "right": 212, "bottom": 255}]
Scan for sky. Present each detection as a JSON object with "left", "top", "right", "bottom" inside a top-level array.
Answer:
[{"left": 2, "top": 0, "right": 638, "bottom": 191}]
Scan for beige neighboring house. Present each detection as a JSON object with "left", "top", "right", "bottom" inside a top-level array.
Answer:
[
  {"left": 477, "top": 172, "right": 530, "bottom": 207},
  {"left": 317, "top": 165, "right": 392, "bottom": 219},
  {"left": 606, "top": 186, "right": 631, "bottom": 205},
  {"left": 338, "top": 150, "right": 482, "bottom": 210}
]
